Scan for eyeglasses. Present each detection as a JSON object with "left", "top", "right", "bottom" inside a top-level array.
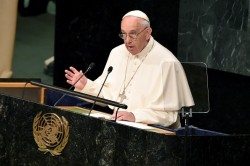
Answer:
[{"left": 119, "top": 27, "right": 147, "bottom": 40}]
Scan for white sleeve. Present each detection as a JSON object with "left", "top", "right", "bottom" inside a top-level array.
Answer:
[{"left": 131, "top": 61, "right": 193, "bottom": 127}]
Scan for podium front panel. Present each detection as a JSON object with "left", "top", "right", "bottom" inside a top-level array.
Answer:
[{"left": 0, "top": 94, "right": 250, "bottom": 165}]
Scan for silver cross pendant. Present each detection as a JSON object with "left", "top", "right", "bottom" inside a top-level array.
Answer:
[{"left": 119, "top": 90, "right": 127, "bottom": 102}]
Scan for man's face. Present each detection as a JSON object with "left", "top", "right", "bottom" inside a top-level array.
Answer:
[{"left": 120, "top": 17, "right": 151, "bottom": 55}]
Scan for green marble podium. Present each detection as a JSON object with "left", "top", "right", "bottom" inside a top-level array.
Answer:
[
  {"left": 0, "top": 93, "right": 180, "bottom": 165},
  {"left": 0, "top": 93, "right": 250, "bottom": 165}
]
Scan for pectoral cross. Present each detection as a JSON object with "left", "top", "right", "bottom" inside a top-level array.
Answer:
[{"left": 118, "top": 90, "right": 127, "bottom": 102}]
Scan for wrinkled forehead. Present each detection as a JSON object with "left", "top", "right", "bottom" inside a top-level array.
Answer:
[{"left": 121, "top": 17, "right": 143, "bottom": 31}]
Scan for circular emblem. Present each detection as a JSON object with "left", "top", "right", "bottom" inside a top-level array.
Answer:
[{"left": 33, "top": 112, "right": 69, "bottom": 156}]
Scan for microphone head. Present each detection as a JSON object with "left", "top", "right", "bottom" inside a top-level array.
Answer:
[
  {"left": 84, "top": 62, "right": 95, "bottom": 74},
  {"left": 89, "top": 62, "right": 95, "bottom": 70},
  {"left": 108, "top": 66, "right": 113, "bottom": 73}
]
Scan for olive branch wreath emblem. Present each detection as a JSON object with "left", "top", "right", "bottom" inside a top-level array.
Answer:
[{"left": 33, "top": 112, "right": 69, "bottom": 156}]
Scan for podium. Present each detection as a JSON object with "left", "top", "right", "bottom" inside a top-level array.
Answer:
[{"left": 1, "top": 93, "right": 250, "bottom": 165}]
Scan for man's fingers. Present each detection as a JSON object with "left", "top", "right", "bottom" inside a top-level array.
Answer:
[
  {"left": 66, "top": 79, "right": 73, "bottom": 85},
  {"left": 112, "top": 111, "right": 135, "bottom": 122},
  {"left": 69, "top": 66, "right": 79, "bottom": 74},
  {"left": 112, "top": 112, "right": 126, "bottom": 121},
  {"left": 117, "top": 116, "right": 123, "bottom": 121},
  {"left": 65, "top": 73, "right": 70, "bottom": 79},
  {"left": 65, "top": 69, "right": 75, "bottom": 77}
]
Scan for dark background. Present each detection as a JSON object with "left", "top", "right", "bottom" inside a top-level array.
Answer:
[
  {"left": 53, "top": 0, "right": 250, "bottom": 134},
  {"left": 54, "top": 0, "right": 179, "bottom": 88}
]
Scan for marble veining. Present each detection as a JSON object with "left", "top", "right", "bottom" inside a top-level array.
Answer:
[
  {"left": 1, "top": 93, "right": 250, "bottom": 165},
  {"left": 178, "top": 0, "right": 249, "bottom": 76}
]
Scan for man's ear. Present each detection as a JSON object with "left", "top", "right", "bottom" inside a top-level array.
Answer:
[{"left": 146, "top": 27, "right": 152, "bottom": 39}]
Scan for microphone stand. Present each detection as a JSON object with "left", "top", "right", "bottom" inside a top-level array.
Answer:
[
  {"left": 88, "top": 66, "right": 113, "bottom": 116},
  {"left": 114, "top": 107, "right": 120, "bottom": 122}
]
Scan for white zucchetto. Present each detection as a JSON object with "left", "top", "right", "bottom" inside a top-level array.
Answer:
[{"left": 122, "top": 10, "right": 150, "bottom": 23}]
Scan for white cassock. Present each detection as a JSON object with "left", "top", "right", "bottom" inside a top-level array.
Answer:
[{"left": 75, "top": 37, "right": 194, "bottom": 128}]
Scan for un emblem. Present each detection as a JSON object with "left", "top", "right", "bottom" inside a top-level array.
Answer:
[{"left": 33, "top": 112, "right": 69, "bottom": 156}]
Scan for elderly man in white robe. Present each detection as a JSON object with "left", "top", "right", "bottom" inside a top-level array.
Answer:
[{"left": 65, "top": 10, "right": 194, "bottom": 128}]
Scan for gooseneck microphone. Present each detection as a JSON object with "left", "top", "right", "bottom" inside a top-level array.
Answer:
[
  {"left": 82, "top": 62, "right": 95, "bottom": 77},
  {"left": 53, "top": 62, "right": 95, "bottom": 106},
  {"left": 88, "top": 66, "right": 113, "bottom": 116},
  {"left": 69, "top": 62, "right": 95, "bottom": 90}
]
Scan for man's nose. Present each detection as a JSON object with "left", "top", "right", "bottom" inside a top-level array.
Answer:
[{"left": 124, "top": 35, "right": 132, "bottom": 43}]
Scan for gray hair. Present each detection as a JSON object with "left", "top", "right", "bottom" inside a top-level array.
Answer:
[{"left": 139, "top": 19, "right": 150, "bottom": 28}]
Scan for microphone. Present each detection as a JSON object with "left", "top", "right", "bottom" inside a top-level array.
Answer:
[
  {"left": 53, "top": 62, "right": 95, "bottom": 106},
  {"left": 69, "top": 62, "right": 95, "bottom": 90},
  {"left": 88, "top": 66, "right": 113, "bottom": 116},
  {"left": 83, "top": 62, "right": 95, "bottom": 75}
]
